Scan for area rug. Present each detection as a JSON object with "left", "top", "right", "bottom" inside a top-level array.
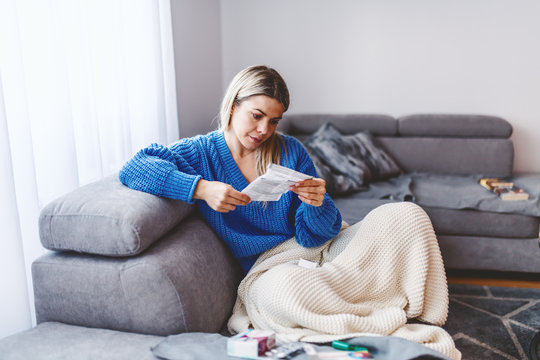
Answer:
[{"left": 443, "top": 284, "right": 540, "bottom": 360}]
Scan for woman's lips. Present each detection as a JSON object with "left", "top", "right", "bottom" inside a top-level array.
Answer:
[{"left": 250, "top": 136, "right": 262, "bottom": 143}]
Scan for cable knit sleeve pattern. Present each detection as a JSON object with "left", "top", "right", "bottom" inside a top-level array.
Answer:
[
  {"left": 118, "top": 138, "right": 203, "bottom": 203},
  {"left": 283, "top": 136, "right": 343, "bottom": 248}
]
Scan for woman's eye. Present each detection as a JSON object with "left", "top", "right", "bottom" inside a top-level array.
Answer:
[
  {"left": 270, "top": 119, "right": 279, "bottom": 125},
  {"left": 252, "top": 113, "right": 262, "bottom": 120}
]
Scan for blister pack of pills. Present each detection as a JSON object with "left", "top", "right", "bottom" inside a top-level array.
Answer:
[{"left": 264, "top": 341, "right": 305, "bottom": 359}]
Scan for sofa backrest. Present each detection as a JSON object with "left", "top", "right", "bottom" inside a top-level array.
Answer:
[
  {"left": 278, "top": 113, "right": 514, "bottom": 177},
  {"left": 279, "top": 114, "right": 397, "bottom": 137}
]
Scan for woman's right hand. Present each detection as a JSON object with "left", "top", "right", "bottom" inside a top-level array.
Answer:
[{"left": 193, "top": 179, "right": 251, "bottom": 213}]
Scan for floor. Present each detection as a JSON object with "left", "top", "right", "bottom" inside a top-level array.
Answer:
[
  {"left": 447, "top": 270, "right": 540, "bottom": 289},
  {"left": 444, "top": 282, "right": 540, "bottom": 360}
]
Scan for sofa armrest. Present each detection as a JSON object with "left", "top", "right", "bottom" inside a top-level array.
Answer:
[
  {"left": 39, "top": 174, "right": 194, "bottom": 257},
  {"left": 33, "top": 215, "right": 244, "bottom": 335}
]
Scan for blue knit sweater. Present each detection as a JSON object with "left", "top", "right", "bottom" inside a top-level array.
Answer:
[{"left": 119, "top": 131, "right": 342, "bottom": 272}]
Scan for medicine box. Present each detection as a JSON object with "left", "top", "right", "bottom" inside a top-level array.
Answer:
[{"left": 227, "top": 329, "right": 276, "bottom": 359}]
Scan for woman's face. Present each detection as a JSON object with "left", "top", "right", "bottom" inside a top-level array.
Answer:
[{"left": 229, "top": 95, "right": 284, "bottom": 152}]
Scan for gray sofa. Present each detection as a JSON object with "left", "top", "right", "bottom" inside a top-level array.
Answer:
[
  {"left": 1, "top": 113, "right": 539, "bottom": 359},
  {"left": 278, "top": 113, "right": 540, "bottom": 274}
]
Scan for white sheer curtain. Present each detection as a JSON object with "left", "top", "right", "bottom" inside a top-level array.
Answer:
[{"left": 0, "top": 0, "right": 178, "bottom": 338}]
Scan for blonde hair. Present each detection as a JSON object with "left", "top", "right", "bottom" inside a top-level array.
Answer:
[{"left": 219, "top": 65, "right": 290, "bottom": 176}]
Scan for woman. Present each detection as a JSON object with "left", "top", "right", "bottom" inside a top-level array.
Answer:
[
  {"left": 121, "top": 64, "right": 459, "bottom": 359},
  {"left": 119, "top": 64, "right": 343, "bottom": 273}
]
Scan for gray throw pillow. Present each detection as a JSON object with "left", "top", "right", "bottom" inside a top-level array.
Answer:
[
  {"left": 303, "top": 123, "right": 401, "bottom": 195},
  {"left": 350, "top": 131, "right": 402, "bottom": 181}
]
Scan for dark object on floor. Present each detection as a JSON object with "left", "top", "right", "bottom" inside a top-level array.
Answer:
[{"left": 444, "top": 284, "right": 540, "bottom": 360}]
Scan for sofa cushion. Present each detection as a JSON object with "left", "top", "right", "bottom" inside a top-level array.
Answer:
[
  {"left": 0, "top": 322, "right": 163, "bottom": 360},
  {"left": 398, "top": 114, "right": 513, "bottom": 138},
  {"left": 278, "top": 113, "right": 398, "bottom": 136},
  {"left": 378, "top": 137, "right": 514, "bottom": 177},
  {"left": 39, "top": 174, "right": 194, "bottom": 256},
  {"left": 303, "top": 123, "right": 402, "bottom": 194},
  {"left": 422, "top": 206, "right": 539, "bottom": 239},
  {"left": 438, "top": 235, "right": 540, "bottom": 273},
  {"left": 333, "top": 194, "right": 539, "bottom": 239},
  {"left": 33, "top": 215, "right": 244, "bottom": 336},
  {"left": 333, "top": 198, "right": 400, "bottom": 225}
]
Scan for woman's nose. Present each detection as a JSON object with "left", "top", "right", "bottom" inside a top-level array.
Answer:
[{"left": 257, "top": 122, "right": 268, "bottom": 134}]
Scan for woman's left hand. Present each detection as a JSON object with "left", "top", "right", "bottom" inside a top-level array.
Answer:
[{"left": 289, "top": 178, "right": 326, "bottom": 207}]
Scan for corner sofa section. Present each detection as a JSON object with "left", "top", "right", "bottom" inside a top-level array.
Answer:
[
  {"left": 21, "top": 113, "right": 540, "bottom": 341},
  {"left": 34, "top": 176, "right": 243, "bottom": 336},
  {"left": 278, "top": 114, "right": 539, "bottom": 274}
]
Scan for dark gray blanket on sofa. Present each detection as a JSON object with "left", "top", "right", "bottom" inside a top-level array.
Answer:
[
  {"left": 353, "top": 173, "right": 540, "bottom": 217},
  {"left": 151, "top": 332, "right": 451, "bottom": 360}
]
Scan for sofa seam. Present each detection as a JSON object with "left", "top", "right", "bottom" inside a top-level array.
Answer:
[
  {"left": 34, "top": 260, "right": 133, "bottom": 272},
  {"left": 34, "top": 259, "right": 155, "bottom": 272},
  {"left": 120, "top": 263, "right": 188, "bottom": 333}
]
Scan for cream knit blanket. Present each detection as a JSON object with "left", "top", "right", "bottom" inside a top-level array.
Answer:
[{"left": 228, "top": 202, "right": 461, "bottom": 360}]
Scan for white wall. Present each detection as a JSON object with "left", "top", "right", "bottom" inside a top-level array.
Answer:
[
  {"left": 220, "top": 0, "right": 540, "bottom": 172},
  {"left": 171, "top": 0, "right": 223, "bottom": 137}
]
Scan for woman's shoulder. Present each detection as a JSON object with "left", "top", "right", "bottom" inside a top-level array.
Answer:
[
  {"left": 279, "top": 133, "right": 309, "bottom": 155},
  {"left": 278, "top": 133, "right": 319, "bottom": 176},
  {"left": 279, "top": 133, "right": 304, "bottom": 149},
  {"left": 171, "top": 130, "right": 222, "bottom": 150}
]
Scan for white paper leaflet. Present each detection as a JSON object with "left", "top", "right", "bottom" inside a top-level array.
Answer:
[{"left": 241, "top": 163, "right": 312, "bottom": 201}]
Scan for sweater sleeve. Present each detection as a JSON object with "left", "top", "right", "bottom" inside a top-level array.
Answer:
[
  {"left": 118, "top": 139, "right": 202, "bottom": 203},
  {"left": 286, "top": 137, "right": 343, "bottom": 247}
]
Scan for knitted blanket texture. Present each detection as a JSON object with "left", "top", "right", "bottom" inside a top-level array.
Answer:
[{"left": 228, "top": 202, "right": 461, "bottom": 360}]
